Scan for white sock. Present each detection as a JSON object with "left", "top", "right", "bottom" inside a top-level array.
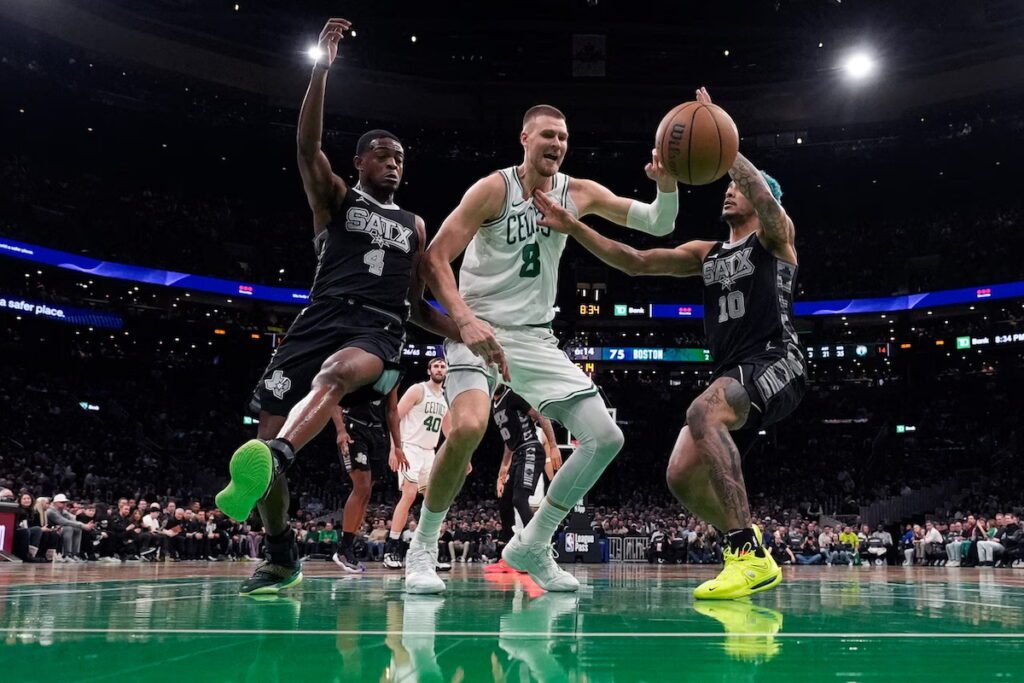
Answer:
[
  {"left": 413, "top": 506, "right": 448, "bottom": 547},
  {"left": 520, "top": 498, "right": 569, "bottom": 546},
  {"left": 389, "top": 531, "right": 401, "bottom": 541}
]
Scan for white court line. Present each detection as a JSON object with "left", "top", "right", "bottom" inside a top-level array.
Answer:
[
  {"left": 5, "top": 579, "right": 239, "bottom": 598},
  {"left": 2, "top": 627, "right": 1024, "bottom": 639}
]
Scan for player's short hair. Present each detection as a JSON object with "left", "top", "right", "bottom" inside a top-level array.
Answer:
[
  {"left": 355, "top": 129, "right": 402, "bottom": 156},
  {"left": 760, "top": 171, "right": 783, "bottom": 203},
  {"left": 426, "top": 356, "right": 446, "bottom": 369},
  {"left": 522, "top": 105, "right": 566, "bottom": 129}
]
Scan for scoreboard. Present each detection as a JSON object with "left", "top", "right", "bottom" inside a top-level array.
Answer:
[
  {"left": 804, "top": 343, "right": 890, "bottom": 360},
  {"left": 566, "top": 347, "right": 712, "bottom": 363}
]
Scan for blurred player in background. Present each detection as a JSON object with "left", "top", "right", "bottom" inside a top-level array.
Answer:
[
  {"left": 330, "top": 386, "right": 400, "bottom": 572},
  {"left": 488, "top": 387, "right": 561, "bottom": 573},
  {"left": 382, "top": 358, "right": 450, "bottom": 569}
]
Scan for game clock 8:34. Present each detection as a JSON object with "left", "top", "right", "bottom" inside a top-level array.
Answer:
[{"left": 578, "top": 304, "right": 601, "bottom": 317}]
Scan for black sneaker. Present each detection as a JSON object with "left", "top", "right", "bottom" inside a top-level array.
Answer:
[
  {"left": 239, "top": 561, "right": 304, "bottom": 596},
  {"left": 239, "top": 530, "right": 303, "bottom": 596},
  {"left": 332, "top": 547, "right": 365, "bottom": 573}
]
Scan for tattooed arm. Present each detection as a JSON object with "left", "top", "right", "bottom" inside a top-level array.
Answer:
[{"left": 728, "top": 152, "right": 797, "bottom": 260}]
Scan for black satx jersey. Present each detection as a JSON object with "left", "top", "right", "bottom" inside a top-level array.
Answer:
[
  {"left": 701, "top": 232, "right": 799, "bottom": 371},
  {"left": 347, "top": 398, "right": 386, "bottom": 428},
  {"left": 309, "top": 185, "right": 419, "bottom": 318},
  {"left": 492, "top": 389, "right": 540, "bottom": 453}
]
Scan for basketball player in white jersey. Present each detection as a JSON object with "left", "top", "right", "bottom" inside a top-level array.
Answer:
[
  {"left": 404, "top": 104, "right": 680, "bottom": 593},
  {"left": 383, "top": 357, "right": 449, "bottom": 569}
]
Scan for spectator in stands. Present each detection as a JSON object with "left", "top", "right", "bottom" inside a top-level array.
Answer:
[
  {"left": 367, "top": 519, "right": 388, "bottom": 561},
  {"left": 768, "top": 528, "right": 796, "bottom": 565},
  {"left": 46, "top": 493, "right": 95, "bottom": 562},
  {"left": 318, "top": 522, "right": 339, "bottom": 556},
  {"left": 437, "top": 521, "right": 453, "bottom": 563},
  {"left": 13, "top": 492, "right": 48, "bottom": 562},
  {"left": 922, "top": 521, "right": 945, "bottom": 566},
  {"left": 977, "top": 517, "right": 1005, "bottom": 567},
  {"left": 796, "top": 535, "right": 824, "bottom": 565},
  {"left": 996, "top": 514, "right": 1022, "bottom": 567},
  {"left": 838, "top": 525, "right": 859, "bottom": 564},
  {"left": 818, "top": 525, "right": 840, "bottom": 565},
  {"left": 944, "top": 521, "right": 965, "bottom": 566}
]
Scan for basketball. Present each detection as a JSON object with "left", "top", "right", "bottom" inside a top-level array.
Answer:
[{"left": 655, "top": 101, "right": 739, "bottom": 185}]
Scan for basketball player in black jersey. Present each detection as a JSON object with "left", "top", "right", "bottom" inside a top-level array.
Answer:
[
  {"left": 532, "top": 87, "right": 805, "bottom": 600},
  {"left": 488, "top": 388, "right": 561, "bottom": 573},
  {"left": 330, "top": 388, "right": 401, "bottom": 573},
  {"left": 217, "top": 18, "right": 459, "bottom": 596}
]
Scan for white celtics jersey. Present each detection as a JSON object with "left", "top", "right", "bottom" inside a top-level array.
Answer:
[
  {"left": 400, "top": 381, "right": 448, "bottom": 450},
  {"left": 459, "top": 166, "right": 578, "bottom": 326}
]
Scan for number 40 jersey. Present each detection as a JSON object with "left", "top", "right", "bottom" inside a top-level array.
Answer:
[
  {"left": 400, "top": 382, "right": 448, "bottom": 451},
  {"left": 458, "top": 166, "right": 578, "bottom": 327},
  {"left": 701, "top": 231, "right": 800, "bottom": 373}
]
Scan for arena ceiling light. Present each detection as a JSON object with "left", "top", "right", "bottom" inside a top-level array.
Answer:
[
  {"left": 842, "top": 50, "right": 877, "bottom": 81},
  {"left": 307, "top": 46, "right": 323, "bottom": 62}
]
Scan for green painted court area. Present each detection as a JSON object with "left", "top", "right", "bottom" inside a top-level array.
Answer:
[{"left": 2, "top": 565, "right": 1023, "bottom": 682}]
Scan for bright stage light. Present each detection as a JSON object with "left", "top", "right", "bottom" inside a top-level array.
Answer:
[
  {"left": 307, "top": 46, "right": 323, "bottom": 62},
  {"left": 843, "top": 51, "right": 876, "bottom": 80}
]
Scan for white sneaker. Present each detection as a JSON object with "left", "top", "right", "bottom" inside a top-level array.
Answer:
[
  {"left": 948, "top": 560, "right": 960, "bottom": 567},
  {"left": 502, "top": 536, "right": 579, "bottom": 592},
  {"left": 405, "top": 542, "right": 446, "bottom": 594},
  {"left": 383, "top": 553, "right": 404, "bottom": 570}
]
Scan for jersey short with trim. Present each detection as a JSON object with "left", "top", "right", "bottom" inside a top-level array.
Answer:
[
  {"left": 341, "top": 419, "right": 389, "bottom": 476},
  {"left": 400, "top": 443, "right": 436, "bottom": 490},
  {"left": 509, "top": 442, "right": 544, "bottom": 492},
  {"left": 713, "top": 342, "right": 807, "bottom": 431},
  {"left": 443, "top": 324, "right": 596, "bottom": 414},
  {"left": 249, "top": 298, "right": 405, "bottom": 416}
]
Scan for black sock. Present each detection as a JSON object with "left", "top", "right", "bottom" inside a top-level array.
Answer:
[
  {"left": 725, "top": 527, "right": 762, "bottom": 556},
  {"left": 341, "top": 531, "right": 355, "bottom": 551},
  {"left": 265, "top": 438, "right": 296, "bottom": 470}
]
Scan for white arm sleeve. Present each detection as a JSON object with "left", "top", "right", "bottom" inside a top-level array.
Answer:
[{"left": 626, "top": 189, "right": 679, "bottom": 236}]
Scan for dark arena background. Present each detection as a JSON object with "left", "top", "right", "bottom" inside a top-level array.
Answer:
[{"left": 2, "top": 1, "right": 1024, "bottom": 681}]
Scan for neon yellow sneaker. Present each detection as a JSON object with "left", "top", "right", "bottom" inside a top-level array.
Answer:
[
  {"left": 216, "top": 439, "right": 275, "bottom": 522},
  {"left": 694, "top": 599, "right": 784, "bottom": 663},
  {"left": 693, "top": 526, "right": 781, "bottom": 600}
]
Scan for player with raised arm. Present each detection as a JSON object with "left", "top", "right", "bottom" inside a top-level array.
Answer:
[
  {"left": 404, "top": 104, "right": 682, "bottom": 594},
  {"left": 215, "top": 18, "right": 460, "bottom": 596},
  {"left": 531, "top": 88, "right": 806, "bottom": 600}
]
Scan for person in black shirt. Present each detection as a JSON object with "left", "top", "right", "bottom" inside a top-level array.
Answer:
[
  {"left": 532, "top": 87, "right": 804, "bottom": 600},
  {"left": 216, "top": 17, "right": 462, "bottom": 596}
]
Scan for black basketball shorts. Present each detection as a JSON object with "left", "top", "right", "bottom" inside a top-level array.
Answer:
[
  {"left": 510, "top": 442, "right": 543, "bottom": 493},
  {"left": 249, "top": 298, "right": 405, "bottom": 417},
  {"left": 340, "top": 420, "right": 388, "bottom": 477},
  {"left": 714, "top": 342, "right": 807, "bottom": 431}
]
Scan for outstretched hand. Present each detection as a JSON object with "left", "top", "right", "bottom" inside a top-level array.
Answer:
[
  {"left": 695, "top": 86, "right": 712, "bottom": 105},
  {"left": 317, "top": 18, "right": 352, "bottom": 68},
  {"left": 533, "top": 190, "right": 578, "bottom": 235}
]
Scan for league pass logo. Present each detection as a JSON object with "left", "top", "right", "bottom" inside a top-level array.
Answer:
[{"left": 264, "top": 369, "right": 292, "bottom": 399}]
